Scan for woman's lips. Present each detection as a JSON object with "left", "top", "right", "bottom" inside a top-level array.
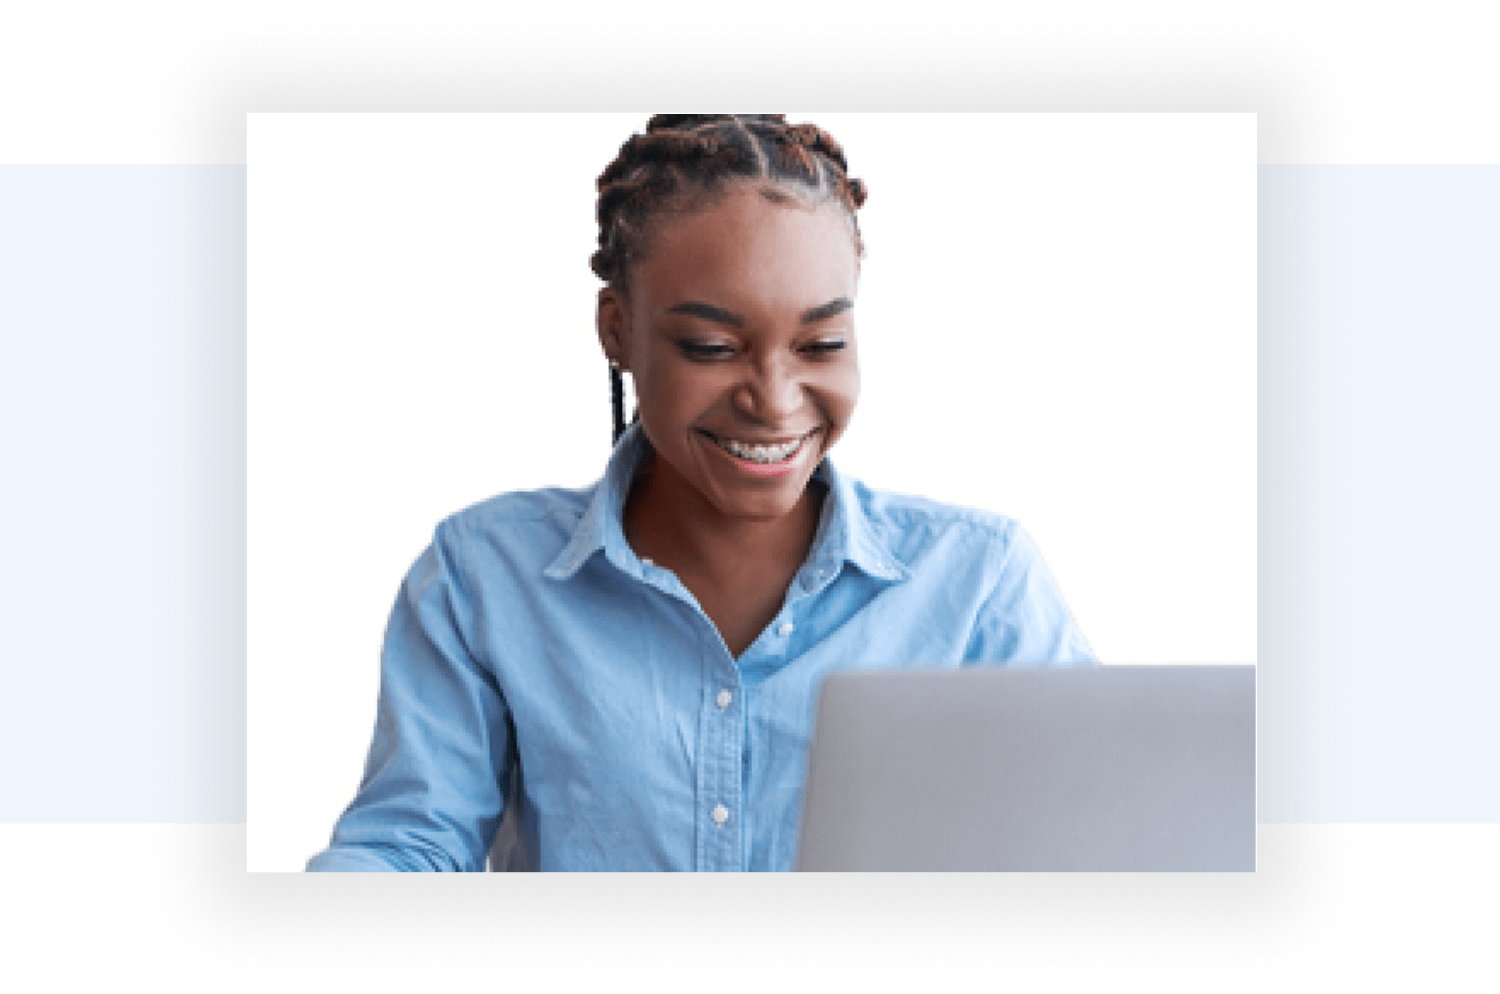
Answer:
[{"left": 698, "top": 428, "right": 819, "bottom": 476}]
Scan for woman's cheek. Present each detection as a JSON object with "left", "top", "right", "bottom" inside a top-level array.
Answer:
[{"left": 826, "top": 363, "right": 860, "bottom": 430}]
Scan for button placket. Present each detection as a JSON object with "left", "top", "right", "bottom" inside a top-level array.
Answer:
[{"left": 694, "top": 627, "right": 743, "bottom": 871}]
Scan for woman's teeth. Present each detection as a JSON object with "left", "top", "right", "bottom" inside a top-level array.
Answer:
[{"left": 715, "top": 433, "right": 808, "bottom": 464}]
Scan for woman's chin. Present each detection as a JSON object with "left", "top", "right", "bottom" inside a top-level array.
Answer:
[{"left": 694, "top": 436, "right": 825, "bottom": 519}]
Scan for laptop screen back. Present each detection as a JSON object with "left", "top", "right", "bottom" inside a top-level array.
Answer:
[{"left": 795, "top": 665, "right": 1255, "bottom": 871}]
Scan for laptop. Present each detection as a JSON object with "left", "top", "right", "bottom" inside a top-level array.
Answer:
[{"left": 795, "top": 665, "right": 1255, "bottom": 871}]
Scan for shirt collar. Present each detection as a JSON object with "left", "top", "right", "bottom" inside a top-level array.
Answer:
[
  {"left": 543, "top": 425, "right": 645, "bottom": 581},
  {"left": 808, "top": 454, "right": 910, "bottom": 583},
  {"left": 544, "top": 423, "right": 910, "bottom": 584}
]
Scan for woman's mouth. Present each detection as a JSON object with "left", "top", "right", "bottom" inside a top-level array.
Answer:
[{"left": 699, "top": 429, "right": 818, "bottom": 467}]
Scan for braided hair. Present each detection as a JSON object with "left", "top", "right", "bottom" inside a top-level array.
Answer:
[{"left": 593, "top": 114, "right": 868, "bottom": 445}]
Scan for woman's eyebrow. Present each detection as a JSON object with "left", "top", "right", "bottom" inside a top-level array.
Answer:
[
  {"left": 665, "top": 301, "right": 744, "bottom": 327},
  {"left": 665, "top": 298, "right": 853, "bottom": 327},
  {"left": 801, "top": 297, "right": 853, "bottom": 323}
]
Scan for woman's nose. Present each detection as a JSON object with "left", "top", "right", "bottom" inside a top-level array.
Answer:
[{"left": 735, "top": 358, "right": 803, "bottom": 423}]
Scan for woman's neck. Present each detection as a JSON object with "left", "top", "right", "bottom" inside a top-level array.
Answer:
[
  {"left": 624, "top": 461, "right": 824, "bottom": 577},
  {"left": 622, "top": 459, "right": 826, "bottom": 656}
]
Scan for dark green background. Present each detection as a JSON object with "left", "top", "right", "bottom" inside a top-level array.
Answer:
[{"left": 0, "top": 3, "right": 1494, "bottom": 989}]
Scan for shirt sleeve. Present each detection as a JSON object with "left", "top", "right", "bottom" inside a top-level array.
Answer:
[
  {"left": 963, "top": 523, "right": 1096, "bottom": 666},
  {"left": 306, "top": 521, "right": 514, "bottom": 871}
]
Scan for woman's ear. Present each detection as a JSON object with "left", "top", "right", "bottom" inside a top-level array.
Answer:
[{"left": 596, "top": 287, "right": 629, "bottom": 370}]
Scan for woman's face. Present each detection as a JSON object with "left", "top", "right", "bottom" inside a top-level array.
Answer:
[{"left": 598, "top": 183, "right": 861, "bottom": 524}]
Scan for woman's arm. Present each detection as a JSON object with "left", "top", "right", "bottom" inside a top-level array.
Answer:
[{"left": 307, "top": 525, "right": 514, "bottom": 872}]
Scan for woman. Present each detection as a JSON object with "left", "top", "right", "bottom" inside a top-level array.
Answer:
[{"left": 307, "top": 115, "right": 1093, "bottom": 872}]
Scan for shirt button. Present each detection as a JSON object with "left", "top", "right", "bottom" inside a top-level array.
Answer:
[
  {"left": 716, "top": 689, "right": 732, "bottom": 709},
  {"left": 777, "top": 622, "right": 794, "bottom": 636},
  {"left": 711, "top": 804, "right": 729, "bottom": 826},
  {"left": 641, "top": 557, "right": 654, "bottom": 567}
]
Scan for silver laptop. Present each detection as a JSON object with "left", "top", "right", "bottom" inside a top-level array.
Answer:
[{"left": 795, "top": 665, "right": 1255, "bottom": 871}]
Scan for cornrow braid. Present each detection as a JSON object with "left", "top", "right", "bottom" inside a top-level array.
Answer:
[
  {"left": 596, "top": 114, "right": 868, "bottom": 445},
  {"left": 610, "top": 365, "right": 631, "bottom": 447}
]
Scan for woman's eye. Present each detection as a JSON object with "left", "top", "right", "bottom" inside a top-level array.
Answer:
[
  {"left": 675, "top": 340, "right": 736, "bottom": 361},
  {"left": 803, "top": 339, "right": 847, "bottom": 356}
]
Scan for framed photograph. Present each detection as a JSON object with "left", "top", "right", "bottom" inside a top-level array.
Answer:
[{"left": 248, "top": 112, "right": 1256, "bottom": 871}]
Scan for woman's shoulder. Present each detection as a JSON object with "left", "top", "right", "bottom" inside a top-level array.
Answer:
[
  {"left": 846, "top": 476, "right": 1022, "bottom": 542},
  {"left": 431, "top": 482, "right": 599, "bottom": 554},
  {"left": 833, "top": 473, "right": 1045, "bottom": 582}
]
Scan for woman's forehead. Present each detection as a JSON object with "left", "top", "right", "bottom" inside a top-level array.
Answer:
[{"left": 634, "top": 187, "right": 858, "bottom": 292}]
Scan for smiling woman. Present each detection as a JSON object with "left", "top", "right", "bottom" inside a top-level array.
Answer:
[
  {"left": 305, "top": 115, "right": 1095, "bottom": 873},
  {"left": 604, "top": 185, "right": 861, "bottom": 658}
]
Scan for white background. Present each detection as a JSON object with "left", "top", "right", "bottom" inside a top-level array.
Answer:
[{"left": 249, "top": 113, "right": 1256, "bottom": 871}]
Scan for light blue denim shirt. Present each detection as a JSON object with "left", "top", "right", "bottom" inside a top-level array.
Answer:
[{"left": 307, "top": 425, "right": 1094, "bottom": 872}]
